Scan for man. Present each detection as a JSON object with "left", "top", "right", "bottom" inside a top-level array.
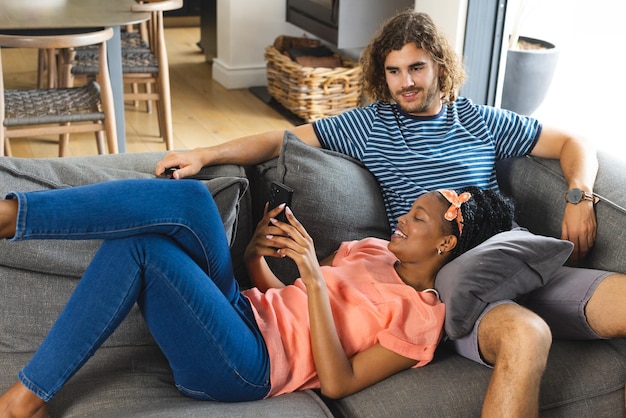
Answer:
[{"left": 157, "top": 10, "right": 625, "bottom": 417}]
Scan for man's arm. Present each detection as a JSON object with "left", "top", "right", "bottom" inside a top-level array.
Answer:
[
  {"left": 155, "top": 124, "right": 320, "bottom": 179},
  {"left": 529, "top": 125, "right": 599, "bottom": 262}
]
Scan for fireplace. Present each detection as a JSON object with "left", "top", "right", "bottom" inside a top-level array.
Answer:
[{"left": 286, "top": 0, "right": 414, "bottom": 49}]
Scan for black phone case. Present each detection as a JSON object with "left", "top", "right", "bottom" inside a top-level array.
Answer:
[
  {"left": 268, "top": 181, "right": 293, "bottom": 223},
  {"left": 156, "top": 167, "right": 179, "bottom": 179}
]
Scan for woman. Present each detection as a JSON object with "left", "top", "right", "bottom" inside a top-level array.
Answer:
[{"left": 0, "top": 179, "right": 514, "bottom": 417}]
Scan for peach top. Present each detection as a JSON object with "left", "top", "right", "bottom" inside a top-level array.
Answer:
[{"left": 243, "top": 238, "right": 445, "bottom": 397}]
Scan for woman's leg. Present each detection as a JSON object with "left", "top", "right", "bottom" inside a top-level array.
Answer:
[
  {"left": 1, "top": 179, "right": 269, "bottom": 408},
  {"left": 7, "top": 179, "right": 237, "bottom": 297},
  {"left": 18, "top": 234, "right": 269, "bottom": 403}
]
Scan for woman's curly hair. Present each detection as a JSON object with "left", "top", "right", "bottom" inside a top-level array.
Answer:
[
  {"left": 360, "top": 10, "right": 466, "bottom": 104},
  {"left": 436, "top": 186, "right": 515, "bottom": 261}
]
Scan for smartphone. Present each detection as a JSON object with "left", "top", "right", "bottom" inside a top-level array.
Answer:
[
  {"left": 157, "top": 167, "right": 179, "bottom": 179},
  {"left": 268, "top": 181, "right": 293, "bottom": 223}
]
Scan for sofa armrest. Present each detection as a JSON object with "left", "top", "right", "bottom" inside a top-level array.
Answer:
[{"left": 496, "top": 151, "right": 626, "bottom": 274}]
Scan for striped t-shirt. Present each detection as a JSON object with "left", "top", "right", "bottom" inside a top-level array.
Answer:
[{"left": 312, "top": 97, "right": 541, "bottom": 228}]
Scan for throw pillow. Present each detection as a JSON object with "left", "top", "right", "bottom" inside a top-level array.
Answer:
[
  {"left": 0, "top": 156, "right": 247, "bottom": 278},
  {"left": 257, "top": 131, "right": 391, "bottom": 283},
  {"left": 435, "top": 228, "right": 574, "bottom": 339}
]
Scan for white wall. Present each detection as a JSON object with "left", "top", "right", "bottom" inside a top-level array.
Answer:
[
  {"left": 414, "top": 0, "right": 467, "bottom": 56},
  {"left": 212, "top": 0, "right": 303, "bottom": 89},
  {"left": 211, "top": 0, "right": 467, "bottom": 90}
]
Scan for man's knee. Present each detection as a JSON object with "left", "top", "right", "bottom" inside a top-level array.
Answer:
[
  {"left": 478, "top": 303, "right": 552, "bottom": 367},
  {"left": 586, "top": 273, "right": 626, "bottom": 337}
]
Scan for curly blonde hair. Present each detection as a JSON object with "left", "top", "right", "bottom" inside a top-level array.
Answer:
[{"left": 360, "top": 11, "right": 466, "bottom": 104}]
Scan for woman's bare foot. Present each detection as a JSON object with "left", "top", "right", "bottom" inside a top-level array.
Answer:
[
  {"left": 0, "top": 381, "right": 49, "bottom": 418},
  {"left": 0, "top": 199, "right": 17, "bottom": 239}
]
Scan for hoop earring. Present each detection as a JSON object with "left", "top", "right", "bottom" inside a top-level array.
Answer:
[{"left": 437, "top": 248, "right": 442, "bottom": 255}]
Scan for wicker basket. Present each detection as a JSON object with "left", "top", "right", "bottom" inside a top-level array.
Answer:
[{"left": 265, "top": 36, "right": 363, "bottom": 122}]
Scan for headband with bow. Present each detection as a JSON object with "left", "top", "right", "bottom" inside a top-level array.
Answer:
[{"left": 437, "top": 189, "right": 472, "bottom": 236}]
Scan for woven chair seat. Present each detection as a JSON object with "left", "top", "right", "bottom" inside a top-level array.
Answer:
[
  {"left": 74, "top": 31, "right": 149, "bottom": 54},
  {"left": 71, "top": 49, "right": 159, "bottom": 75},
  {"left": 121, "top": 31, "right": 150, "bottom": 50},
  {"left": 3, "top": 81, "right": 104, "bottom": 127}
]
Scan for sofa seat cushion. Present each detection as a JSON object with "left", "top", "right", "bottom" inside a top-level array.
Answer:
[
  {"left": 0, "top": 264, "right": 155, "bottom": 352},
  {"left": 0, "top": 153, "right": 248, "bottom": 279},
  {"left": 330, "top": 338, "right": 626, "bottom": 417},
  {"left": 0, "top": 347, "right": 334, "bottom": 417},
  {"left": 252, "top": 132, "right": 391, "bottom": 283}
]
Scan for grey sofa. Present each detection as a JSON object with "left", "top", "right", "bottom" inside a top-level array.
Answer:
[{"left": 0, "top": 133, "right": 624, "bottom": 417}]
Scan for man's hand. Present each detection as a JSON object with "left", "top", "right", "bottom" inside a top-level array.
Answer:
[
  {"left": 155, "top": 150, "right": 205, "bottom": 179},
  {"left": 531, "top": 126, "right": 599, "bottom": 263},
  {"left": 562, "top": 201, "right": 597, "bottom": 263}
]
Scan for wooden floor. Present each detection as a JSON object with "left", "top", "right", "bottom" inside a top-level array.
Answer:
[{"left": 2, "top": 26, "right": 295, "bottom": 159}]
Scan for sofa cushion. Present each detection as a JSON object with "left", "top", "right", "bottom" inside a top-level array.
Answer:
[
  {"left": 435, "top": 228, "right": 573, "bottom": 339},
  {"left": 0, "top": 347, "right": 334, "bottom": 417},
  {"left": 254, "top": 131, "right": 391, "bottom": 283},
  {"left": 331, "top": 338, "right": 626, "bottom": 417},
  {"left": 0, "top": 265, "right": 155, "bottom": 352},
  {"left": 0, "top": 154, "right": 248, "bottom": 279}
]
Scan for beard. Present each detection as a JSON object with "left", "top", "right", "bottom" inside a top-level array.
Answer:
[{"left": 393, "top": 81, "right": 441, "bottom": 115}]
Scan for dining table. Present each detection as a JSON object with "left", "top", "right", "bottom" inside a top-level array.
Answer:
[{"left": 0, "top": 0, "right": 150, "bottom": 153}]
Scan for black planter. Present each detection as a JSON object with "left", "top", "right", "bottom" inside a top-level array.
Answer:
[{"left": 501, "top": 36, "right": 559, "bottom": 116}]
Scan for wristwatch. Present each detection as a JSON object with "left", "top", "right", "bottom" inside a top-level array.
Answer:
[{"left": 565, "top": 188, "right": 599, "bottom": 204}]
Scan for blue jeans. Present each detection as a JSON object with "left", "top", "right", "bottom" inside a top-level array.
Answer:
[{"left": 8, "top": 179, "right": 271, "bottom": 402}]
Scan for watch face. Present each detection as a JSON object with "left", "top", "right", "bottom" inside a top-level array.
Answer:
[{"left": 567, "top": 188, "right": 583, "bottom": 203}]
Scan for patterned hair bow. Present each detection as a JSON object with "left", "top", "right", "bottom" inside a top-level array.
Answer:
[{"left": 437, "top": 189, "right": 472, "bottom": 236}]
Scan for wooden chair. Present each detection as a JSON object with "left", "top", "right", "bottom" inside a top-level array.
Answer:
[
  {"left": 122, "top": 23, "right": 151, "bottom": 110},
  {"left": 37, "top": 25, "right": 146, "bottom": 88},
  {"left": 69, "top": 0, "right": 182, "bottom": 151},
  {"left": 0, "top": 28, "right": 117, "bottom": 157},
  {"left": 37, "top": 48, "right": 58, "bottom": 88}
]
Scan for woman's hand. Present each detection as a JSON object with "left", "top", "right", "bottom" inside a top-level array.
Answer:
[
  {"left": 155, "top": 149, "right": 206, "bottom": 179},
  {"left": 265, "top": 206, "right": 323, "bottom": 287},
  {"left": 244, "top": 203, "right": 298, "bottom": 292},
  {"left": 245, "top": 204, "right": 293, "bottom": 262},
  {"left": 246, "top": 203, "right": 323, "bottom": 291}
]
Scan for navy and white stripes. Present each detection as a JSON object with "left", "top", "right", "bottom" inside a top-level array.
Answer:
[{"left": 312, "top": 98, "right": 541, "bottom": 228}]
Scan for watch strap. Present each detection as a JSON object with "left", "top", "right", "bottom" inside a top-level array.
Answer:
[{"left": 581, "top": 190, "right": 600, "bottom": 204}]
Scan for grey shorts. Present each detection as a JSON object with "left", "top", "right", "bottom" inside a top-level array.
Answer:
[{"left": 452, "top": 266, "right": 612, "bottom": 367}]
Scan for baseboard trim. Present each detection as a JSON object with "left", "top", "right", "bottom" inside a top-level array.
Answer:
[{"left": 212, "top": 59, "right": 267, "bottom": 89}]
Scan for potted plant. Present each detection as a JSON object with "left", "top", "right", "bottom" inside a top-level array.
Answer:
[{"left": 500, "top": 0, "right": 560, "bottom": 115}]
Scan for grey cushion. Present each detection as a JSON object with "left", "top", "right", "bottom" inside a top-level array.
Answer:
[
  {"left": 331, "top": 338, "right": 626, "bottom": 417},
  {"left": 256, "top": 131, "right": 391, "bottom": 283},
  {"left": 0, "top": 265, "right": 154, "bottom": 352},
  {"left": 435, "top": 228, "right": 573, "bottom": 339},
  {"left": 0, "top": 347, "right": 334, "bottom": 417},
  {"left": 0, "top": 155, "right": 248, "bottom": 278}
]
